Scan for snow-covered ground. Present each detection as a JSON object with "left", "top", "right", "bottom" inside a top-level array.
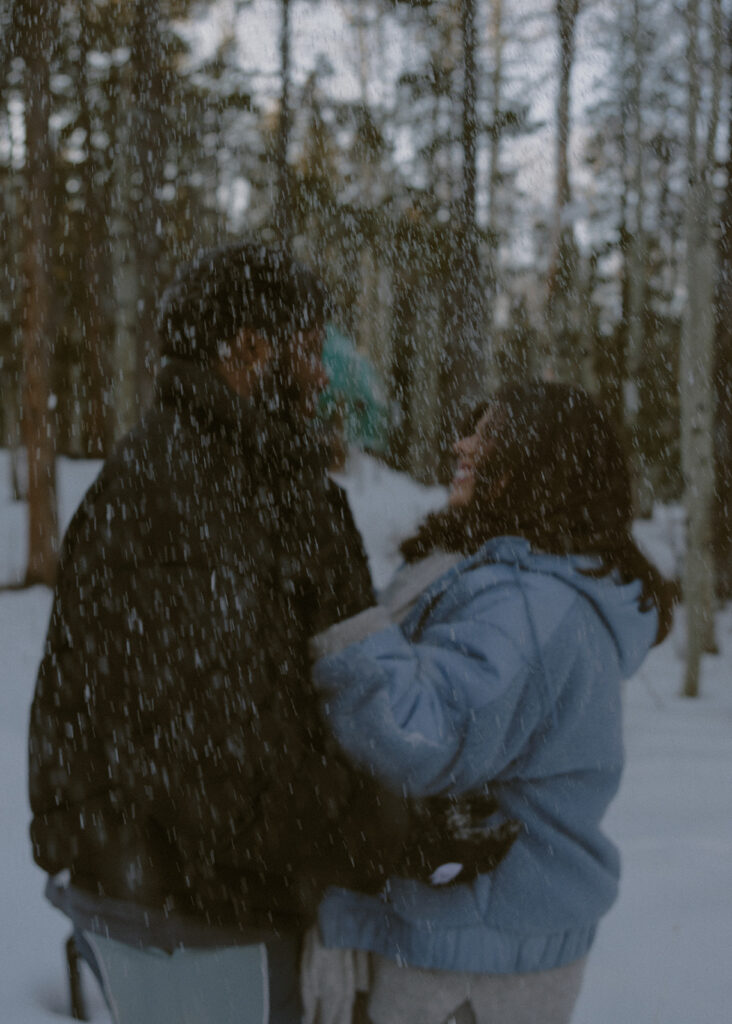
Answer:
[{"left": 1, "top": 450, "right": 731, "bottom": 1023}]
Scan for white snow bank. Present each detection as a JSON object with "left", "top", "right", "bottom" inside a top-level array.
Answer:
[
  {"left": 0, "top": 452, "right": 103, "bottom": 587},
  {"left": 1, "top": 451, "right": 731, "bottom": 1023},
  {"left": 0, "top": 588, "right": 109, "bottom": 1024},
  {"left": 572, "top": 605, "right": 732, "bottom": 1024},
  {"left": 632, "top": 503, "right": 685, "bottom": 581}
]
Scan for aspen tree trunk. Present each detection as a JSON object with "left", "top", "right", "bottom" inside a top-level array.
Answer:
[
  {"left": 714, "top": 12, "right": 732, "bottom": 600},
  {"left": 681, "top": 0, "right": 721, "bottom": 697},
  {"left": 0, "top": 114, "right": 24, "bottom": 494},
  {"left": 20, "top": 0, "right": 59, "bottom": 585},
  {"left": 625, "top": 0, "right": 653, "bottom": 514},
  {"left": 277, "top": 0, "right": 293, "bottom": 244}
]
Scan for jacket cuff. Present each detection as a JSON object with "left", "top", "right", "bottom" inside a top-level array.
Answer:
[{"left": 309, "top": 605, "right": 393, "bottom": 660}]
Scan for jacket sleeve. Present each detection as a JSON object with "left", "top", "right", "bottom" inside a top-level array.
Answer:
[
  {"left": 294, "top": 476, "right": 376, "bottom": 636},
  {"left": 312, "top": 579, "right": 565, "bottom": 798}
]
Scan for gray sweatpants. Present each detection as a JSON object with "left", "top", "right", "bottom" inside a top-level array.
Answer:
[{"left": 365, "top": 954, "right": 587, "bottom": 1024}]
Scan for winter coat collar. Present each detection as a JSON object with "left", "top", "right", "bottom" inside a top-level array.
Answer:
[
  {"left": 154, "top": 357, "right": 328, "bottom": 474},
  {"left": 155, "top": 357, "right": 259, "bottom": 448}
]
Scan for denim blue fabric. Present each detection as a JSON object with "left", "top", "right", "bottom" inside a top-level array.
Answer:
[
  {"left": 313, "top": 537, "right": 658, "bottom": 974},
  {"left": 79, "top": 930, "right": 302, "bottom": 1024}
]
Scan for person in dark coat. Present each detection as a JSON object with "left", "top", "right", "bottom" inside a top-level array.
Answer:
[{"left": 28, "top": 243, "right": 408, "bottom": 931}]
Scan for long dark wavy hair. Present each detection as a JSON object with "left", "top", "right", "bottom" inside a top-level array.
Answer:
[{"left": 400, "top": 381, "right": 676, "bottom": 644}]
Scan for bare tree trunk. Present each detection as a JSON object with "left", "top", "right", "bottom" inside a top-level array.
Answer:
[
  {"left": 485, "top": 0, "right": 504, "bottom": 389},
  {"left": 553, "top": 0, "right": 577, "bottom": 232},
  {"left": 714, "top": 12, "right": 732, "bottom": 601},
  {"left": 0, "top": 102, "right": 24, "bottom": 489},
  {"left": 607, "top": 26, "right": 633, "bottom": 442},
  {"left": 441, "top": 0, "right": 484, "bottom": 470},
  {"left": 78, "top": 0, "right": 108, "bottom": 455},
  {"left": 349, "top": 3, "right": 392, "bottom": 377},
  {"left": 625, "top": 0, "right": 652, "bottom": 513},
  {"left": 108, "top": 58, "right": 138, "bottom": 443},
  {"left": 20, "top": 0, "right": 59, "bottom": 586},
  {"left": 461, "top": 0, "right": 478, "bottom": 231},
  {"left": 486, "top": 0, "right": 503, "bottom": 241},
  {"left": 408, "top": 280, "right": 442, "bottom": 482},
  {"left": 130, "top": 0, "right": 165, "bottom": 412},
  {"left": 625, "top": 0, "right": 645, "bottom": 389},
  {"left": 681, "top": 0, "right": 722, "bottom": 697},
  {"left": 546, "top": 0, "right": 582, "bottom": 384},
  {"left": 277, "top": 0, "right": 293, "bottom": 244}
]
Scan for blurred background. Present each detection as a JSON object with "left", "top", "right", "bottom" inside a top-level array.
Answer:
[{"left": 0, "top": 0, "right": 730, "bottom": 695}]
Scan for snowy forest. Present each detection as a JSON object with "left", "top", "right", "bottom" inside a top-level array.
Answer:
[
  {"left": 1, "top": 4, "right": 732, "bottom": 1023},
  {"left": 1, "top": 0, "right": 731, "bottom": 698}
]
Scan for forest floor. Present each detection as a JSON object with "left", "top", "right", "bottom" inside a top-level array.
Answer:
[{"left": 1, "top": 450, "right": 731, "bottom": 1024}]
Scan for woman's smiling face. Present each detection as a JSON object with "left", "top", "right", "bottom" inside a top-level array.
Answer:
[{"left": 448, "top": 406, "right": 502, "bottom": 508}]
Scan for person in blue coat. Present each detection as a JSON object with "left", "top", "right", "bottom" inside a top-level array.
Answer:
[{"left": 305, "top": 382, "right": 675, "bottom": 1024}]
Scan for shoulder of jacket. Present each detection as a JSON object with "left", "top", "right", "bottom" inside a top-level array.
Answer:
[
  {"left": 451, "top": 559, "right": 584, "bottom": 637},
  {"left": 516, "top": 570, "right": 585, "bottom": 635}
]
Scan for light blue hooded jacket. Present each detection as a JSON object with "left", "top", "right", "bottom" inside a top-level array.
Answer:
[{"left": 312, "top": 537, "right": 658, "bottom": 974}]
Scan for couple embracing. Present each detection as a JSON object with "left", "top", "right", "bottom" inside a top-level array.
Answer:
[{"left": 28, "top": 244, "right": 673, "bottom": 1024}]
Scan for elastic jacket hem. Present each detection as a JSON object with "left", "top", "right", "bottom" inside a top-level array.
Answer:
[{"left": 318, "top": 895, "right": 597, "bottom": 974}]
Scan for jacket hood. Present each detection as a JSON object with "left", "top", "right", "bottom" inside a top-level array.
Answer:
[{"left": 462, "top": 536, "right": 658, "bottom": 679}]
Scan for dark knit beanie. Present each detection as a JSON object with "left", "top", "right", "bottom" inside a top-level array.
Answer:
[{"left": 157, "top": 243, "right": 331, "bottom": 363}]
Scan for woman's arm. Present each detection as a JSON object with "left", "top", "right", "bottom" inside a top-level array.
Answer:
[{"left": 312, "top": 579, "right": 555, "bottom": 798}]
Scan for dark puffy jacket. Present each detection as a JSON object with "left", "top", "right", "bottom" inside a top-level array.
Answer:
[{"left": 28, "top": 358, "right": 400, "bottom": 926}]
